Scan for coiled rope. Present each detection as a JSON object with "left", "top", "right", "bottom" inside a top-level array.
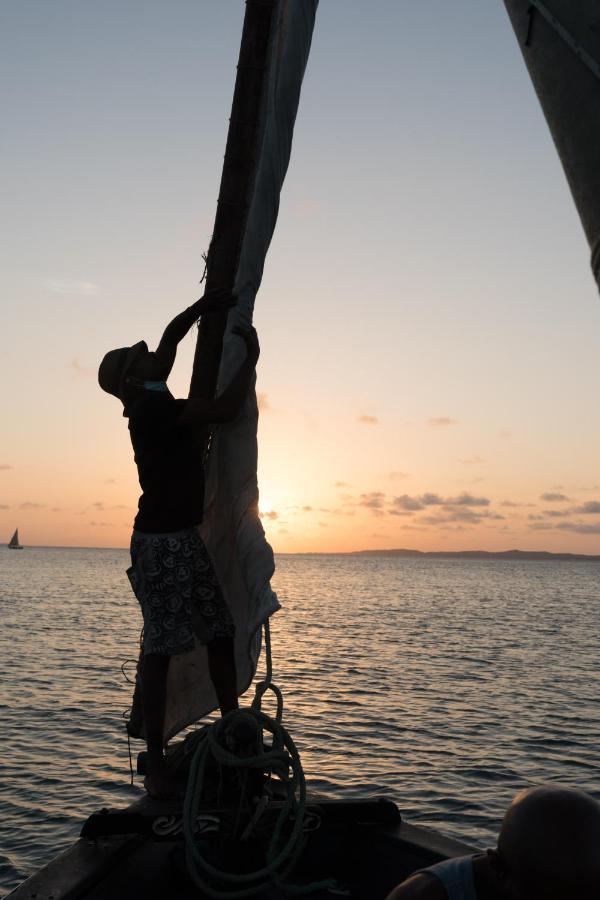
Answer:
[{"left": 182, "top": 620, "right": 337, "bottom": 897}]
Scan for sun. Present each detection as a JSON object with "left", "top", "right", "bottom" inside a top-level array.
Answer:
[{"left": 259, "top": 496, "right": 273, "bottom": 515}]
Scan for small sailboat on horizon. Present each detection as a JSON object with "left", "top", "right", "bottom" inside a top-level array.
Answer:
[{"left": 8, "top": 528, "right": 23, "bottom": 549}]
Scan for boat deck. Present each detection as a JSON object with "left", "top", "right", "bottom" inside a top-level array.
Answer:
[{"left": 9, "top": 795, "right": 475, "bottom": 900}]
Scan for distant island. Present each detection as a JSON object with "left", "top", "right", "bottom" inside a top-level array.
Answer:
[{"left": 350, "top": 548, "right": 600, "bottom": 562}]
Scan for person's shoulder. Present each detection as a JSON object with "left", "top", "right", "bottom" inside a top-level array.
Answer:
[
  {"left": 386, "top": 871, "right": 447, "bottom": 900},
  {"left": 129, "top": 389, "right": 177, "bottom": 420},
  {"left": 131, "top": 390, "right": 175, "bottom": 416}
]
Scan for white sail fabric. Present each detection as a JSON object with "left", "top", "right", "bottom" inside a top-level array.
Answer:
[
  {"left": 504, "top": 1, "right": 600, "bottom": 290},
  {"left": 160, "top": 0, "right": 319, "bottom": 741}
]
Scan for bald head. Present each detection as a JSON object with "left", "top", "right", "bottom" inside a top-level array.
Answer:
[{"left": 497, "top": 786, "right": 600, "bottom": 895}]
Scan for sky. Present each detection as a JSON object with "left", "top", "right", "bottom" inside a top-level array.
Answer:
[{"left": 2, "top": 1, "right": 600, "bottom": 553}]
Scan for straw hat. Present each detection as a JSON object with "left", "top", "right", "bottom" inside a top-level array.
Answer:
[{"left": 98, "top": 341, "right": 148, "bottom": 400}]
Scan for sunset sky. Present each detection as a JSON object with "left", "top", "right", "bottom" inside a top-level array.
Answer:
[{"left": 2, "top": 1, "right": 600, "bottom": 553}]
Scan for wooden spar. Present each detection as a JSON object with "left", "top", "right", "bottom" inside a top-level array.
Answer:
[
  {"left": 503, "top": 0, "right": 600, "bottom": 290},
  {"left": 189, "top": 0, "right": 278, "bottom": 400}
]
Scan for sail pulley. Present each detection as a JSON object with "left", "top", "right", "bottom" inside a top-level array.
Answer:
[{"left": 525, "top": 1, "right": 600, "bottom": 81}]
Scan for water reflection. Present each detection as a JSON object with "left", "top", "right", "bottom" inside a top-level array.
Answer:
[{"left": 1, "top": 549, "right": 599, "bottom": 892}]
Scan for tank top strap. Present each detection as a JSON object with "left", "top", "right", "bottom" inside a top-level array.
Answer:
[{"left": 414, "top": 855, "right": 477, "bottom": 900}]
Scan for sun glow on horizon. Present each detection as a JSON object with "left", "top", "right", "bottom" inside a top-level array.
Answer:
[
  {"left": 3, "top": 3, "right": 600, "bottom": 555},
  {"left": 258, "top": 496, "right": 274, "bottom": 516}
]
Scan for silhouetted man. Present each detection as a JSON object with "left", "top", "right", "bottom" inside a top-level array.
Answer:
[
  {"left": 99, "top": 289, "right": 259, "bottom": 798},
  {"left": 386, "top": 785, "right": 600, "bottom": 900}
]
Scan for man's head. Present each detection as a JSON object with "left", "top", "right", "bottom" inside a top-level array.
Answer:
[
  {"left": 98, "top": 342, "right": 173, "bottom": 402},
  {"left": 489, "top": 785, "right": 600, "bottom": 899}
]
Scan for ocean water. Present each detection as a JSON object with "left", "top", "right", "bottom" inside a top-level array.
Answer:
[{"left": 1, "top": 548, "right": 599, "bottom": 895}]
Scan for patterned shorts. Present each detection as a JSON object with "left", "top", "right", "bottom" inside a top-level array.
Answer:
[{"left": 127, "top": 527, "right": 235, "bottom": 656}]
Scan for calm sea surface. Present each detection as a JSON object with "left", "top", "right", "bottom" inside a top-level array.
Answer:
[{"left": 1, "top": 548, "right": 599, "bottom": 894}]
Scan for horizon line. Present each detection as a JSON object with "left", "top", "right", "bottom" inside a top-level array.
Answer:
[{"left": 5, "top": 544, "right": 600, "bottom": 559}]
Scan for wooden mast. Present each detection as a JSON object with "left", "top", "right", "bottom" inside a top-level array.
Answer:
[{"left": 189, "top": 0, "right": 278, "bottom": 401}]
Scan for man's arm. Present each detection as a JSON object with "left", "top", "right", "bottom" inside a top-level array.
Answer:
[
  {"left": 386, "top": 873, "right": 447, "bottom": 900},
  {"left": 155, "top": 288, "right": 236, "bottom": 372},
  {"left": 178, "top": 326, "right": 260, "bottom": 427}
]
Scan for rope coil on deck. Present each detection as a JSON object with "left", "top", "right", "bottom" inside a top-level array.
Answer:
[{"left": 182, "top": 621, "right": 338, "bottom": 897}]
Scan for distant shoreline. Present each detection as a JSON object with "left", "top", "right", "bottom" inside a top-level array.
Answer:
[
  {"left": 8, "top": 545, "right": 600, "bottom": 561},
  {"left": 349, "top": 548, "right": 600, "bottom": 562}
]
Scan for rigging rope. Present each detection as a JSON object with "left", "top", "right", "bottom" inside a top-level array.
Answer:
[{"left": 182, "top": 621, "right": 338, "bottom": 897}]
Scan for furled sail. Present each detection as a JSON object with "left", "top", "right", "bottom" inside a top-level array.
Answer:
[
  {"left": 503, "top": 1, "right": 600, "bottom": 289},
  {"left": 128, "top": 0, "right": 319, "bottom": 742}
]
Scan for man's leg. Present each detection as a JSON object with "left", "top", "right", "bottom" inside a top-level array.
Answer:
[
  {"left": 206, "top": 636, "right": 239, "bottom": 715},
  {"left": 141, "top": 652, "right": 178, "bottom": 796}
]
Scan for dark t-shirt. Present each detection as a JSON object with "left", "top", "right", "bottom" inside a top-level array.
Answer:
[{"left": 127, "top": 388, "right": 205, "bottom": 533}]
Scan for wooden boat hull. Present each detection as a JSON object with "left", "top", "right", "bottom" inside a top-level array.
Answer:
[{"left": 8, "top": 796, "right": 474, "bottom": 899}]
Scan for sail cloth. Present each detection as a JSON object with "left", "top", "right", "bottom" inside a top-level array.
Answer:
[
  {"left": 503, "top": 1, "right": 600, "bottom": 290},
  {"left": 128, "top": 0, "right": 319, "bottom": 743}
]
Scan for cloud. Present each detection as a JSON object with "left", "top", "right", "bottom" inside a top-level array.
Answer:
[
  {"left": 397, "top": 491, "right": 496, "bottom": 526},
  {"left": 334, "top": 481, "right": 351, "bottom": 488},
  {"left": 387, "top": 491, "right": 492, "bottom": 523},
  {"left": 530, "top": 521, "right": 600, "bottom": 535},
  {"left": 318, "top": 521, "right": 328, "bottom": 527},
  {"left": 0, "top": 464, "right": 13, "bottom": 471},
  {"left": 531, "top": 500, "right": 600, "bottom": 519},
  {"left": 70, "top": 358, "right": 94, "bottom": 379},
  {"left": 357, "top": 414, "right": 378, "bottom": 425},
  {"left": 41, "top": 278, "right": 99, "bottom": 296},
  {"left": 387, "top": 471, "right": 410, "bottom": 480},
  {"left": 573, "top": 501, "right": 600, "bottom": 514},
  {"left": 259, "top": 510, "right": 278, "bottom": 520},
  {"left": 105, "top": 478, "right": 116, "bottom": 484},
  {"left": 427, "top": 417, "right": 457, "bottom": 427},
  {"left": 352, "top": 485, "right": 506, "bottom": 529},
  {"left": 51, "top": 507, "right": 62, "bottom": 512},
  {"left": 420, "top": 493, "right": 444, "bottom": 506},
  {"left": 89, "top": 521, "right": 111, "bottom": 527},
  {"left": 459, "top": 456, "right": 485, "bottom": 465},
  {"left": 540, "top": 492, "right": 569, "bottom": 502},
  {"left": 302, "top": 506, "right": 313, "bottom": 512},
  {"left": 19, "top": 502, "right": 45, "bottom": 509},
  {"left": 91, "top": 501, "right": 131, "bottom": 512},
  {"left": 0, "top": 504, "right": 10, "bottom": 510},
  {"left": 359, "top": 492, "right": 386, "bottom": 515},
  {"left": 557, "top": 522, "right": 600, "bottom": 534},
  {"left": 257, "top": 393, "right": 270, "bottom": 411},
  {"left": 445, "top": 493, "right": 490, "bottom": 507},
  {"left": 392, "top": 494, "right": 423, "bottom": 512},
  {"left": 423, "top": 508, "right": 503, "bottom": 525}
]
